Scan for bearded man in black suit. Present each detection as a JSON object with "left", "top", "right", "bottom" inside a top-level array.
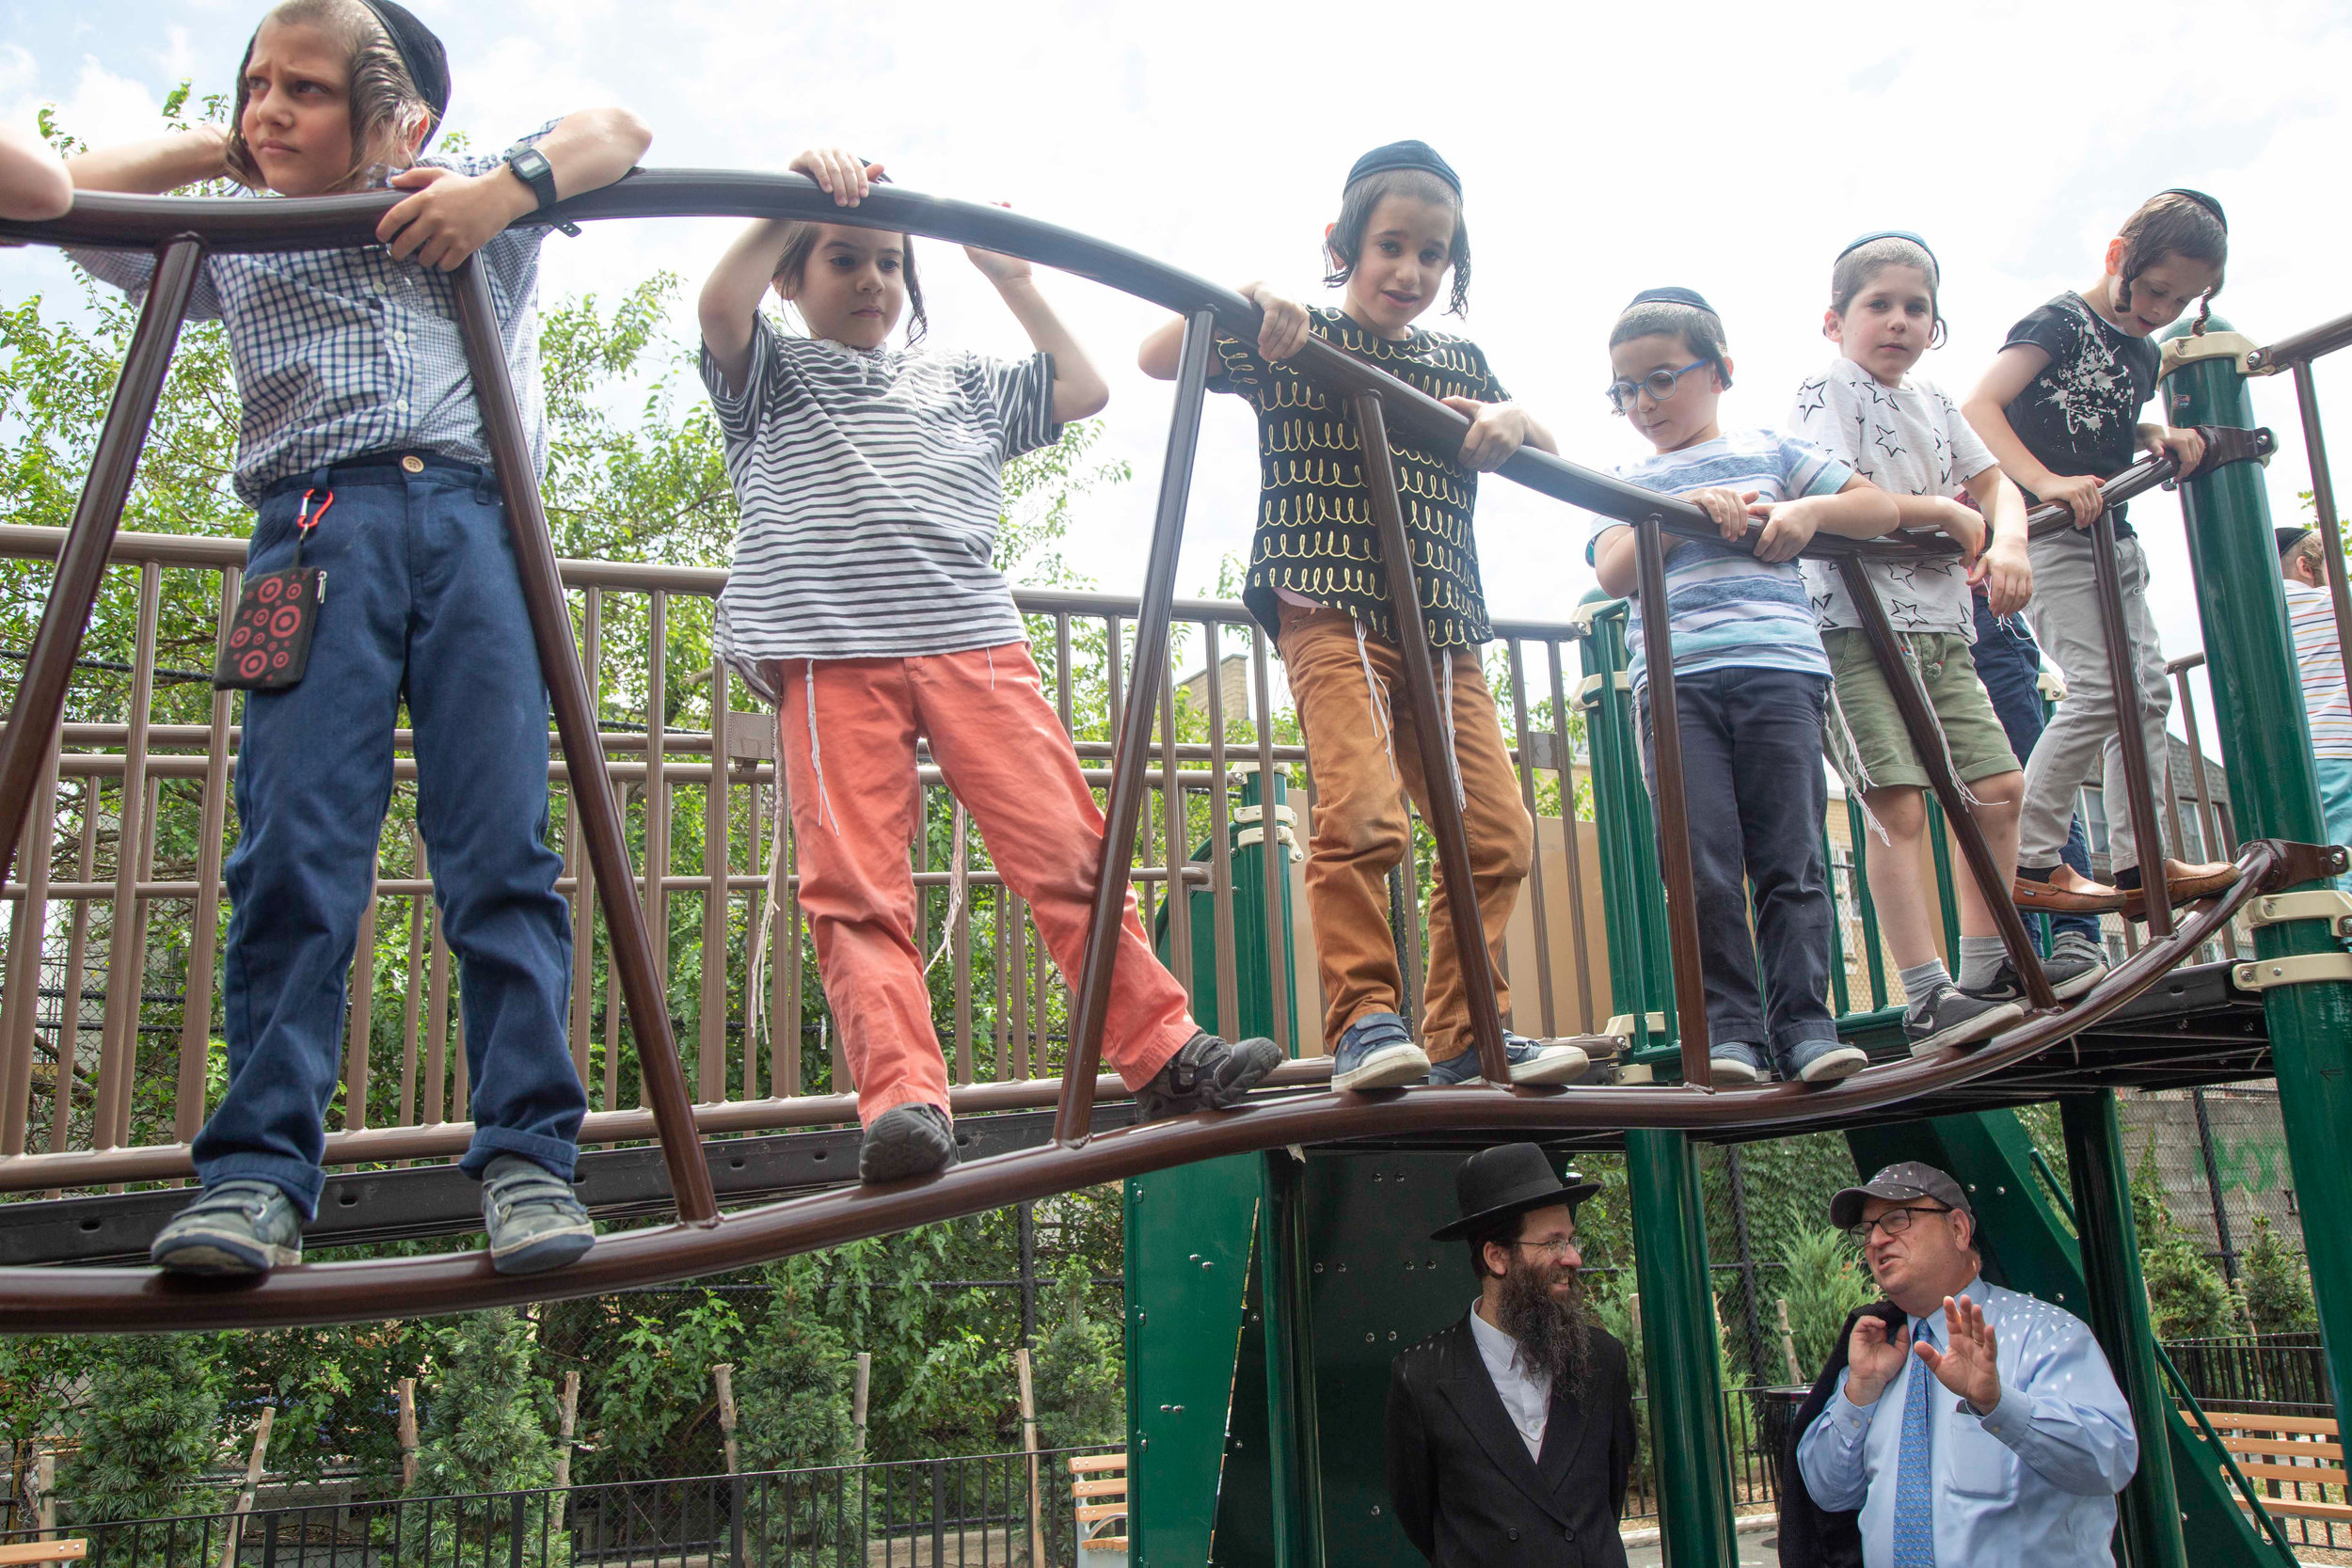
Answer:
[{"left": 1385, "top": 1142, "right": 1640, "bottom": 1566}]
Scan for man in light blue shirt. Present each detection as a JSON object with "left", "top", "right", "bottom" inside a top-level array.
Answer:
[{"left": 1796, "top": 1161, "right": 2137, "bottom": 1566}]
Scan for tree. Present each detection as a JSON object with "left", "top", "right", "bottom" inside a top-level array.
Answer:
[
  {"left": 1779, "top": 1226, "right": 1879, "bottom": 1380},
  {"left": 410, "top": 1310, "right": 560, "bottom": 1496},
  {"left": 64, "top": 1331, "right": 225, "bottom": 1524},
  {"left": 2240, "top": 1214, "right": 2316, "bottom": 1336},
  {"left": 2131, "top": 1142, "right": 2244, "bottom": 1339},
  {"left": 1029, "top": 1259, "right": 1122, "bottom": 1450},
  {"left": 735, "top": 1262, "right": 858, "bottom": 1471},
  {"left": 582, "top": 1290, "right": 741, "bottom": 1481}
]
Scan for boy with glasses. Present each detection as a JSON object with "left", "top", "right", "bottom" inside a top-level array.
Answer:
[{"left": 1589, "top": 289, "right": 1899, "bottom": 1085}]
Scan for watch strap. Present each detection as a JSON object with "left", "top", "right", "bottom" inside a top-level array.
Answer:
[{"left": 502, "top": 145, "right": 581, "bottom": 237}]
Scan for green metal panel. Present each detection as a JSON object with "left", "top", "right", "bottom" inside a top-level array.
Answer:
[
  {"left": 1578, "top": 594, "right": 1678, "bottom": 1068},
  {"left": 1152, "top": 770, "right": 1301, "bottom": 1047},
  {"left": 1626, "top": 1129, "right": 1738, "bottom": 1565},
  {"left": 2166, "top": 323, "right": 2352, "bottom": 1430},
  {"left": 2061, "top": 1092, "right": 2188, "bottom": 1568},
  {"left": 1847, "top": 1112, "right": 2292, "bottom": 1566},
  {"left": 1127, "top": 1155, "right": 1263, "bottom": 1568}
]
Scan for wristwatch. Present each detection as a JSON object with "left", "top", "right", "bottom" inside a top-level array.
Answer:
[{"left": 502, "top": 146, "right": 580, "bottom": 236}]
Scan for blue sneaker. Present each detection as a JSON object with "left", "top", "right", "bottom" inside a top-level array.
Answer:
[
  {"left": 1788, "top": 1037, "right": 1869, "bottom": 1085},
  {"left": 1331, "top": 1011, "right": 1429, "bottom": 1091},
  {"left": 1426, "top": 1029, "right": 1592, "bottom": 1086},
  {"left": 151, "top": 1180, "right": 304, "bottom": 1276},
  {"left": 481, "top": 1154, "right": 596, "bottom": 1275},
  {"left": 1707, "top": 1042, "right": 1767, "bottom": 1085}
]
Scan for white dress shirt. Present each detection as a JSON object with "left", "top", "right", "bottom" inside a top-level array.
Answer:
[{"left": 1468, "top": 1300, "right": 1552, "bottom": 1461}]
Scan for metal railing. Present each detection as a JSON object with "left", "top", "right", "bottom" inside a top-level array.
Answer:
[
  {"left": 0, "top": 173, "right": 2318, "bottom": 1333},
  {"left": 2, "top": 1444, "right": 1114, "bottom": 1566}
]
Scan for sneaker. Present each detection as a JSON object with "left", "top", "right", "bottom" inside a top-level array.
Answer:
[
  {"left": 1331, "top": 1011, "right": 1429, "bottom": 1091},
  {"left": 1425, "top": 1029, "right": 1592, "bottom": 1086},
  {"left": 1903, "top": 982, "right": 2023, "bottom": 1057},
  {"left": 1789, "top": 1039, "right": 1870, "bottom": 1085},
  {"left": 1135, "top": 1032, "right": 1282, "bottom": 1119},
  {"left": 1707, "top": 1042, "right": 1767, "bottom": 1085},
  {"left": 858, "top": 1103, "right": 960, "bottom": 1184},
  {"left": 481, "top": 1154, "right": 596, "bottom": 1275},
  {"left": 150, "top": 1180, "right": 303, "bottom": 1276},
  {"left": 2042, "top": 932, "right": 2109, "bottom": 1001}
]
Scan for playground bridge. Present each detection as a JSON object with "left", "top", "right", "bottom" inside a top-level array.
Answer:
[{"left": 0, "top": 174, "right": 2346, "bottom": 1566}]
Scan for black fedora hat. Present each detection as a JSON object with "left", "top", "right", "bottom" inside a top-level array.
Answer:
[{"left": 1431, "top": 1143, "right": 1600, "bottom": 1241}]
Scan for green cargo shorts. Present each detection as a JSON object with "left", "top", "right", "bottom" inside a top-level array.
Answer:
[{"left": 1822, "top": 628, "right": 2020, "bottom": 791}]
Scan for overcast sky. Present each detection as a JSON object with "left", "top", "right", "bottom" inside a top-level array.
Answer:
[{"left": 5, "top": 0, "right": 2348, "bottom": 739}]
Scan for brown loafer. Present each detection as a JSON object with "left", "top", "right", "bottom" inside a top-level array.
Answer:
[
  {"left": 2011, "top": 863, "right": 2127, "bottom": 914},
  {"left": 2119, "top": 858, "right": 2240, "bottom": 922}
]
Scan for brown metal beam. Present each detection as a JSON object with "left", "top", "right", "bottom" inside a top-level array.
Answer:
[
  {"left": 1630, "top": 515, "right": 1714, "bottom": 1086},
  {"left": 2088, "top": 507, "right": 2176, "bottom": 938},
  {"left": 0, "top": 238, "right": 201, "bottom": 890},
  {"left": 452, "top": 259, "right": 718, "bottom": 1226}
]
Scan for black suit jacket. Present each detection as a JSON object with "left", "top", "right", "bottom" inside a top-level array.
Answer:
[{"left": 1385, "top": 1313, "right": 1638, "bottom": 1567}]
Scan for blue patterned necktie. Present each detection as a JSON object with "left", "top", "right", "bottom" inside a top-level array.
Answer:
[{"left": 1891, "top": 1320, "right": 1937, "bottom": 1567}]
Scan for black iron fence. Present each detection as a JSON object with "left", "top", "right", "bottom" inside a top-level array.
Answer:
[
  {"left": 0, "top": 1444, "right": 1114, "bottom": 1567},
  {"left": 2166, "top": 1330, "right": 2333, "bottom": 1417}
]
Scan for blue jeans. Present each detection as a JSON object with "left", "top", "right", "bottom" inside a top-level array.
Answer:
[
  {"left": 2318, "top": 756, "right": 2352, "bottom": 896},
  {"left": 1969, "top": 596, "right": 2099, "bottom": 943},
  {"left": 1641, "top": 666, "right": 1839, "bottom": 1076},
  {"left": 194, "top": 457, "right": 582, "bottom": 1216}
]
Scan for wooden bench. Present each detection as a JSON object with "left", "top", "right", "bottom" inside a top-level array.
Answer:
[
  {"left": 2187, "top": 1410, "right": 2348, "bottom": 1527},
  {"left": 0, "top": 1542, "right": 88, "bottom": 1565},
  {"left": 1070, "top": 1451, "right": 1128, "bottom": 1554}
]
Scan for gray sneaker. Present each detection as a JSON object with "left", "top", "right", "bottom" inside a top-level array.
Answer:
[
  {"left": 151, "top": 1180, "right": 303, "bottom": 1276},
  {"left": 1331, "top": 1011, "right": 1429, "bottom": 1091},
  {"left": 859, "top": 1103, "right": 959, "bottom": 1184},
  {"left": 1426, "top": 1029, "right": 1592, "bottom": 1086},
  {"left": 480, "top": 1154, "right": 595, "bottom": 1275},
  {"left": 1135, "top": 1032, "right": 1282, "bottom": 1119}
]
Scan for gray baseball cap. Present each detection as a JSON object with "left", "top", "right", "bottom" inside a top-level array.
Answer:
[{"left": 1829, "top": 1162, "right": 1971, "bottom": 1230}]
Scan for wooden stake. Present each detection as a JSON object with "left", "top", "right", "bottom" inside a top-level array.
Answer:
[
  {"left": 712, "top": 1363, "right": 740, "bottom": 1476},
  {"left": 852, "top": 1352, "right": 871, "bottom": 1460},
  {"left": 1775, "top": 1297, "right": 1804, "bottom": 1385},
  {"left": 217, "top": 1406, "right": 274, "bottom": 1568},
  {"left": 33, "top": 1447, "right": 52, "bottom": 1540},
  {"left": 1017, "top": 1348, "right": 1045, "bottom": 1568},
  {"left": 552, "top": 1370, "right": 580, "bottom": 1531},
  {"left": 396, "top": 1377, "right": 419, "bottom": 1491}
]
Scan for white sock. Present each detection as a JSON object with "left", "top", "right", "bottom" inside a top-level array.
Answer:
[
  {"left": 1957, "top": 935, "right": 2007, "bottom": 992},
  {"left": 1899, "top": 959, "right": 1951, "bottom": 1017}
]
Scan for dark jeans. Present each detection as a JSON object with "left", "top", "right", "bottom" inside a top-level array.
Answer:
[
  {"left": 194, "top": 458, "right": 583, "bottom": 1216},
  {"left": 1640, "top": 666, "right": 1838, "bottom": 1073},
  {"left": 1968, "top": 596, "right": 2099, "bottom": 942}
]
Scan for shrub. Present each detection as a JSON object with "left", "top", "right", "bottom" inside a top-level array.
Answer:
[
  {"left": 2240, "top": 1215, "right": 2316, "bottom": 1336},
  {"left": 65, "top": 1332, "right": 226, "bottom": 1524},
  {"left": 1030, "top": 1261, "right": 1123, "bottom": 1450},
  {"left": 1778, "top": 1227, "right": 1878, "bottom": 1382}
]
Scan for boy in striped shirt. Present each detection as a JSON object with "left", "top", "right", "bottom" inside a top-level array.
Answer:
[
  {"left": 1588, "top": 289, "right": 1899, "bottom": 1085},
  {"left": 2280, "top": 527, "right": 2352, "bottom": 895}
]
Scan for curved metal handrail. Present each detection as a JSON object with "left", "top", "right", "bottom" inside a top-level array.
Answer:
[{"left": 0, "top": 837, "right": 2319, "bottom": 1333}]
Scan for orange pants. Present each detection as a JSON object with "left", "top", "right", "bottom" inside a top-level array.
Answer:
[
  {"left": 768, "top": 645, "right": 1195, "bottom": 1125},
  {"left": 1278, "top": 603, "right": 1533, "bottom": 1063}
]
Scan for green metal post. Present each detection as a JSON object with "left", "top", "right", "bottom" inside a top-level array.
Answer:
[
  {"left": 2167, "top": 322, "right": 2352, "bottom": 1428},
  {"left": 1925, "top": 797, "right": 1963, "bottom": 962},
  {"left": 1822, "top": 827, "right": 1853, "bottom": 1016},
  {"left": 1625, "top": 1129, "right": 1737, "bottom": 1564},
  {"left": 1847, "top": 797, "right": 1891, "bottom": 1009},
  {"left": 1579, "top": 594, "right": 1677, "bottom": 1067},
  {"left": 1260, "top": 1150, "right": 1326, "bottom": 1568},
  {"left": 2060, "top": 1092, "right": 2189, "bottom": 1568}
]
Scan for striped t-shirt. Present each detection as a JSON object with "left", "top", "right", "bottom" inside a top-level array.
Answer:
[
  {"left": 699, "top": 314, "right": 1062, "bottom": 696},
  {"left": 1588, "top": 430, "right": 1853, "bottom": 691},
  {"left": 2285, "top": 578, "right": 2352, "bottom": 759}
]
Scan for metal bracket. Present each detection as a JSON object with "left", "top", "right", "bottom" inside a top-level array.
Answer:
[
  {"left": 2247, "top": 890, "right": 2352, "bottom": 938},
  {"left": 2231, "top": 953, "right": 2352, "bottom": 992},
  {"left": 1578, "top": 672, "right": 1633, "bottom": 708},
  {"left": 1234, "top": 824, "right": 1303, "bottom": 862},
  {"left": 1565, "top": 598, "right": 1618, "bottom": 634},
  {"left": 1604, "top": 1011, "right": 1666, "bottom": 1039},
  {"left": 2188, "top": 423, "right": 2275, "bottom": 472},
  {"left": 1233, "top": 803, "right": 1295, "bottom": 828},
  {"left": 2159, "top": 330, "right": 2261, "bottom": 379}
]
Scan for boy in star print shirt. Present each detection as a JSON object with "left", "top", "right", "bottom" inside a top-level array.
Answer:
[{"left": 1791, "top": 234, "right": 2104, "bottom": 1059}]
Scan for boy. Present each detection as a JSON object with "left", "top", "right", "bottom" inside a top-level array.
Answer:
[{"left": 1589, "top": 288, "right": 1899, "bottom": 1084}]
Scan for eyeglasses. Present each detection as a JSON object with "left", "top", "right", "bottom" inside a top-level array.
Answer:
[
  {"left": 1844, "top": 1204, "right": 1952, "bottom": 1245},
  {"left": 1509, "top": 1238, "right": 1581, "bottom": 1260},
  {"left": 1606, "top": 359, "right": 1710, "bottom": 414}
]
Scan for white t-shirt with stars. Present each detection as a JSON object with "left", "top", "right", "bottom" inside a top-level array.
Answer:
[{"left": 1789, "top": 358, "right": 1998, "bottom": 638}]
